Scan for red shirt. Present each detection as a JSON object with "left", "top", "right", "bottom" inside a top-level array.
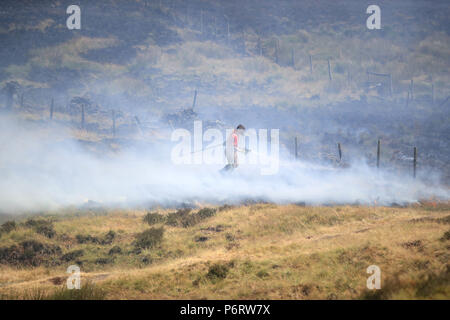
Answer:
[{"left": 232, "top": 131, "right": 238, "bottom": 148}]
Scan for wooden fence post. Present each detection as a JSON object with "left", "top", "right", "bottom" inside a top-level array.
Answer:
[
  {"left": 50, "top": 98, "right": 54, "bottom": 120},
  {"left": 112, "top": 110, "right": 116, "bottom": 138},
  {"left": 377, "top": 139, "right": 380, "bottom": 169},
  {"left": 431, "top": 76, "right": 434, "bottom": 106},
  {"left": 275, "top": 38, "right": 279, "bottom": 64},
  {"left": 327, "top": 58, "right": 332, "bottom": 81},
  {"left": 258, "top": 37, "right": 262, "bottom": 56},
  {"left": 337, "top": 143, "right": 342, "bottom": 161},
  {"left": 309, "top": 54, "right": 313, "bottom": 74},
  {"left": 291, "top": 48, "right": 295, "bottom": 68},
  {"left": 200, "top": 9, "right": 203, "bottom": 34},
  {"left": 413, "top": 147, "right": 417, "bottom": 178},
  {"left": 81, "top": 103, "right": 85, "bottom": 129},
  {"left": 224, "top": 15, "right": 229, "bottom": 44},
  {"left": 192, "top": 89, "right": 197, "bottom": 110},
  {"left": 294, "top": 137, "right": 298, "bottom": 160},
  {"left": 389, "top": 74, "right": 393, "bottom": 96},
  {"left": 135, "top": 116, "right": 143, "bottom": 135}
]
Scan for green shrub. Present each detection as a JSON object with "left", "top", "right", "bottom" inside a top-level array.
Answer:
[
  {"left": 141, "top": 255, "right": 152, "bottom": 265},
  {"left": 0, "top": 221, "right": 16, "bottom": 234},
  {"left": 95, "top": 257, "right": 113, "bottom": 265},
  {"left": 218, "top": 204, "right": 234, "bottom": 212},
  {"left": 108, "top": 246, "right": 122, "bottom": 255},
  {"left": 225, "top": 233, "right": 235, "bottom": 242},
  {"left": 24, "top": 219, "right": 56, "bottom": 238},
  {"left": 206, "top": 263, "right": 229, "bottom": 281},
  {"left": 76, "top": 230, "right": 115, "bottom": 245},
  {"left": 35, "top": 224, "right": 56, "bottom": 239},
  {"left": 165, "top": 208, "right": 216, "bottom": 228},
  {"left": 0, "top": 240, "right": 62, "bottom": 266},
  {"left": 143, "top": 212, "right": 165, "bottom": 225},
  {"left": 441, "top": 230, "right": 450, "bottom": 241},
  {"left": 166, "top": 208, "right": 191, "bottom": 227},
  {"left": 135, "top": 227, "right": 164, "bottom": 249},
  {"left": 196, "top": 208, "right": 217, "bottom": 219},
  {"left": 61, "top": 250, "right": 84, "bottom": 262},
  {"left": 76, "top": 234, "right": 98, "bottom": 244},
  {"left": 103, "top": 230, "right": 116, "bottom": 244},
  {"left": 180, "top": 214, "right": 201, "bottom": 228},
  {"left": 256, "top": 270, "right": 270, "bottom": 278}
]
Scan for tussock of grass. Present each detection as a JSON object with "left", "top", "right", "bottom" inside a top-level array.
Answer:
[
  {"left": 108, "top": 246, "right": 122, "bottom": 255},
  {"left": 143, "top": 212, "right": 165, "bottom": 225},
  {"left": 206, "top": 263, "right": 229, "bottom": 281},
  {"left": 22, "top": 282, "right": 106, "bottom": 300},
  {"left": 165, "top": 208, "right": 217, "bottom": 228},
  {"left": 24, "top": 219, "right": 56, "bottom": 239},
  {"left": 61, "top": 249, "right": 84, "bottom": 262},
  {"left": 0, "top": 240, "right": 62, "bottom": 266},
  {"left": 134, "top": 227, "right": 164, "bottom": 250},
  {"left": 76, "top": 230, "right": 115, "bottom": 245},
  {"left": 440, "top": 230, "right": 450, "bottom": 242},
  {"left": 0, "top": 221, "right": 16, "bottom": 235}
]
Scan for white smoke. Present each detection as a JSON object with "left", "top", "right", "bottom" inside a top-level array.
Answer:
[{"left": 0, "top": 113, "right": 448, "bottom": 213}]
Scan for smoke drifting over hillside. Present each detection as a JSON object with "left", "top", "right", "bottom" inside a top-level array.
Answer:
[{"left": 0, "top": 113, "right": 447, "bottom": 213}]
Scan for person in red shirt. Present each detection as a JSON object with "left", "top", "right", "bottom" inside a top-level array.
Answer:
[{"left": 222, "top": 124, "right": 246, "bottom": 172}]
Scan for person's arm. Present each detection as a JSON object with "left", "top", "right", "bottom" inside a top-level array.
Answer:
[{"left": 233, "top": 135, "right": 250, "bottom": 153}]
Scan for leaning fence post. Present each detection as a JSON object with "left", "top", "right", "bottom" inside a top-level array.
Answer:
[
  {"left": 431, "top": 76, "right": 434, "bottom": 106},
  {"left": 192, "top": 89, "right": 197, "bottom": 110},
  {"left": 135, "top": 116, "right": 143, "bottom": 135},
  {"left": 291, "top": 47, "right": 295, "bottom": 68},
  {"left": 389, "top": 74, "right": 393, "bottom": 96},
  {"left": 275, "top": 38, "right": 279, "bottom": 64},
  {"left": 413, "top": 147, "right": 417, "bottom": 178},
  {"left": 337, "top": 143, "right": 342, "bottom": 162},
  {"left": 112, "top": 110, "right": 116, "bottom": 137},
  {"left": 258, "top": 37, "right": 262, "bottom": 56},
  {"left": 327, "top": 58, "right": 332, "bottom": 81},
  {"left": 50, "top": 98, "right": 54, "bottom": 120},
  {"left": 224, "top": 14, "right": 230, "bottom": 44},
  {"left": 377, "top": 139, "right": 380, "bottom": 169},
  {"left": 81, "top": 103, "right": 85, "bottom": 129},
  {"left": 200, "top": 9, "right": 203, "bottom": 34}
]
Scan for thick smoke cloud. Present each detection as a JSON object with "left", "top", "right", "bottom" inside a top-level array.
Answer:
[{"left": 0, "top": 113, "right": 448, "bottom": 213}]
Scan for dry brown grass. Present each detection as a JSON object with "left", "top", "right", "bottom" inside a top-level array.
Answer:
[{"left": 0, "top": 203, "right": 449, "bottom": 299}]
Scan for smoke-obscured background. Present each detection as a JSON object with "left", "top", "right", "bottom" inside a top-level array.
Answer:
[{"left": 0, "top": 0, "right": 449, "bottom": 212}]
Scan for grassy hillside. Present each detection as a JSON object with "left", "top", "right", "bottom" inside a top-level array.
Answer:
[
  {"left": 0, "top": 202, "right": 449, "bottom": 299},
  {"left": 1, "top": 0, "right": 449, "bottom": 181},
  {"left": 3, "top": 0, "right": 449, "bottom": 111}
]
